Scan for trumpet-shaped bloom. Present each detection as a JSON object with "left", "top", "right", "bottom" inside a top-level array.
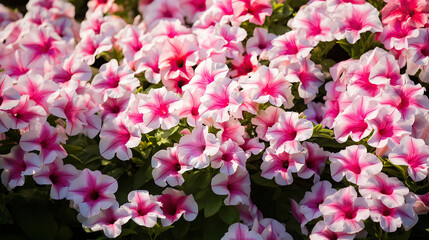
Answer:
[
  {"left": 268, "top": 31, "right": 313, "bottom": 62},
  {"left": 381, "top": 0, "right": 429, "bottom": 28},
  {"left": 330, "top": 145, "right": 382, "bottom": 185},
  {"left": 15, "top": 72, "right": 58, "bottom": 111},
  {"left": 211, "top": 139, "right": 247, "bottom": 176},
  {"left": 211, "top": 168, "right": 251, "bottom": 205},
  {"left": 138, "top": 87, "right": 182, "bottom": 130},
  {"left": 0, "top": 146, "right": 41, "bottom": 190},
  {"left": 299, "top": 181, "right": 337, "bottom": 222},
  {"left": 0, "top": 74, "right": 20, "bottom": 111},
  {"left": 246, "top": 27, "right": 276, "bottom": 59},
  {"left": 100, "top": 94, "right": 130, "bottom": 121},
  {"left": 232, "top": 0, "right": 272, "bottom": 25},
  {"left": 214, "top": 118, "right": 245, "bottom": 145},
  {"left": 265, "top": 111, "right": 313, "bottom": 154},
  {"left": 33, "top": 158, "right": 79, "bottom": 200},
  {"left": 156, "top": 188, "right": 198, "bottom": 226},
  {"left": 309, "top": 221, "right": 356, "bottom": 240},
  {"left": 67, "top": 169, "right": 118, "bottom": 218},
  {"left": 176, "top": 126, "right": 220, "bottom": 169},
  {"left": 199, "top": 78, "right": 243, "bottom": 123},
  {"left": 80, "top": 203, "right": 132, "bottom": 238},
  {"left": 151, "top": 146, "right": 193, "bottom": 187},
  {"left": 319, "top": 186, "right": 370, "bottom": 234},
  {"left": 215, "top": 23, "right": 247, "bottom": 59},
  {"left": 75, "top": 31, "right": 112, "bottom": 65},
  {"left": 359, "top": 172, "right": 409, "bottom": 208},
  {"left": 183, "top": 58, "right": 229, "bottom": 94},
  {"left": 240, "top": 134, "right": 265, "bottom": 158},
  {"left": 389, "top": 136, "right": 429, "bottom": 182},
  {"left": 252, "top": 218, "right": 293, "bottom": 240},
  {"left": 240, "top": 66, "right": 293, "bottom": 107},
  {"left": 48, "top": 53, "right": 92, "bottom": 87},
  {"left": 99, "top": 116, "right": 141, "bottom": 161},
  {"left": 20, "top": 122, "right": 67, "bottom": 164},
  {"left": 123, "top": 190, "right": 165, "bottom": 227},
  {"left": 298, "top": 142, "right": 329, "bottom": 180},
  {"left": 252, "top": 106, "right": 285, "bottom": 141},
  {"left": 368, "top": 199, "right": 418, "bottom": 232},
  {"left": 221, "top": 222, "right": 263, "bottom": 240},
  {"left": 261, "top": 148, "right": 305, "bottom": 186},
  {"left": 177, "top": 90, "right": 203, "bottom": 127},
  {"left": 6, "top": 95, "right": 47, "bottom": 130}
]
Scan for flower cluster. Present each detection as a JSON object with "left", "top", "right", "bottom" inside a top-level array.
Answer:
[{"left": 1, "top": 0, "right": 429, "bottom": 239}]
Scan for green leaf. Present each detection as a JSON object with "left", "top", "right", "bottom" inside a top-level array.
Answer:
[
  {"left": 218, "top": 206, "right": 240, "bottom": 225},
  {"left": 63, "top": 145, "right": 84, "bottom": 154},
  {"left": 133, "top": 166, "right": 152, "bottom": 189},
  {"left": 202, "top": 192, "right": 223, "bottom": 218},
  {"left": 251, "top": 173, "right": 279, "bottom": 188}
]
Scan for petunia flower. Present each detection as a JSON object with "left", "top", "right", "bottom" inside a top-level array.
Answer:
[
  {"left": 33, "top": 157, "right": 79, "bottom": 200},
  {"left": 251, "top": 106, "right": 285, "bottom": 141},
  {"left": 182, "top": 58, "right": 229, "bottom": 94},
  {"left": 75, "top": 31, "right": 112, "bottom": 65},
  {"left": 141, "top": 0, "right": 184, "bottom": 28},
  {"left": 0, "top": 73, "right": 20, "bottom": 111},
  {"left": 299, "top": 181, "right": 337, "bottom": 222},
  {"left": 215, "top": 23, "right": 247, "bottom": 59},
  {"left": 319, "top": 186, "right": 370, "bottom": 234},
  {"left": 239, "top": 134, "right": 265, "bottom": 158},
  {"left": 268, "top": 30, "right": 313, "bottom": 62},
  {"left": 123, "top": 190, "right": 165, "bottom": 227},
  {"left": 211, "top": 168, "right": 251, "bottom": 206},
  {"left": 134, "top": 43, "right": 163, "bottom": 84},
  {"left": 309, "top": 221, "right": 356, "bottom": 240},
  {"left": 232, "top": 0, "right": 272, "bottom": 25},
  {"left": 67, "top": 169, "right": 118, "bottom": 218},
  {"left": 290, "top": 198, "right": 309, "bottom": 235},
  {"left": 221, "top": 222, "right": 263, "bottom": 240},
  {"left": 265, "top": 111, "right": 313, "bottom": 154},
  {"left": 298, "top": 141, "right": 328, "bottom": 180},
  {"left": 100, "top": 93, "right": 131, "bottom": 121},
  {"left": 211, "top": 139, "right": 247, "bottom": 176},
  {"left": 245, "top": 27, "right": 276, "bottom": 59},
  {"left": 47, "top": 53, "right": 92, "bottom": 88},
  {"left": 6, "top": 95, "right": 47, "bottom": 130},
  {"left": 252, "top": 218, "right": 293, "bottom": 240},
  {"left": 156, "top": 187, "right": 198, "bottom": 226},
  {"left": 214, "top": 118, "right": 245, "bottom": 145},
  {"left": 381, "top": 0, "right": 429, "bottom": 28},
  {"left": 0, "top": 146, "right": 41, "bottom": 190},
  {"left": 151, "top": 145, "right": 193, "bottom": 187}
]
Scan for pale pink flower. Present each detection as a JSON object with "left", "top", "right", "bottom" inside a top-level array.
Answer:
[
  {"left": 252, "top": 218, "right": 293, "bottom": 240},
  {"left": 330, "top": 145, "right": 382, "bottom": 185},
  {"left": 234, "top": 88, "right": 260, "bottom": 118},
  {"left": 266, "top": 111, "right": 313, "bottom": 154},
  {"left": 240, "top": 66, "right": 293, "bottom": 107},
  {"left": 47, "top": 53, "right": 92, "bottom": 88},
  {"left": 252, "top": 106, "right": 285, "bottom": 141},
  {"left": 331, "top": 3, "right": 382, "bottom": 44},
  {"left": 141, "top": 0, "right": 184, "bottom": 28},
  {"left": 319, "top": 186, "right": 370, "bottom": 234},
  {"left": 177, "top": 90, "right": 203, "bottom": 127},
  {"left": 215, "top": 23, "right": 247, "bottom": 59},
  {"left": 123, "top": 190, "right": 165, "bottom": 227},
  {"left": 6, "top": 96, "right": 46, "bottom": 130},
  {"left": 156, "top": 187, "right": 198, "bottom": 226},
  {"left": 406, "top": 192, "right": 429, "bottom": 215},
  {"left": 407, "top": 28, "right": 429, "bottom": 66},
  {"left": 381, "top": 0, "right": 429, "bottom": 28},
  {"left": 199, "top": 78, "right": 243, "bottom": 123},
  {"left": 303, "top": 102, "right": 325, "bottom": 125},
  {"left": 239, "top": 134, "right": 265, "bottom": 158},
  {"left": 33, "top": 158, "right": 79, "bottom": 200},
  {"left": 150, "top": 19, "right": 192, "bottom": 40},
  {"left": 0, "top": 146, "right": 41, "bottom": 190},
  {"left": 389, "top": 136, "right": 429, "bottom": 182},
  {"left": 138, "top": 87, "right": 182, "bottom": 130},
  {"left": 268, "top": 30, "right": 313, "bottom": 62},
  {"left": 80, "top": 9, "right": 117, "bottom": 38},
  {"left": 378, "top": 21, "right": 414, "bottom": 51},
  {"left": 298, "top": 142, "right": 329, "bottom": 180},
  {"left": 236, "top": 202, "right": 263, "bottom": 227},
  {"left": 214, "top": 117, "right": 245, "bottom": 145},
  {"left": 333, "top": 96, "right": 379, "bottom": 143},
  {"left": 221, "top": 222, "right": 263, "bottom": 240},
  {"left": 80, "top": 203, "right": 132, "bottom": 238},
  {"left": 182, "top": 58, "right": 229, "bottom": 94},
  {"left": 290, "top": 198, "right": 309, "bottom": 235},
  {"left": 115, "top": 25, "right": 148, "bottom": 64},
  {"left": 75, "top": 31, "right": 112, "bottom": 65},
  {"left": 20, "top": 122, "right": 67, "bottom": 164},
  {"left": 246, "top": 27, "right": 276, "bottom": 59},
  {"left": 211, "top": 139, "right": 247, "bottom": 176},
  {"left": 99, "top": 116, "right": 141, "bottom": 161},
  {"left": 151, "top": 146, "right": 193, "bottom": 187},
  {"left": 100, "top": 93, "right": 131, "bottom": 121},
  {"left": 0, "top": 74, "right": 20, "bottom": 111},
  {"left": 2, "top": 51, "right": 32, "bottom": 79},
  {"left": 87, "top": 0, "right": 117, "bottom": 13},
  {"left": 309, "top": 221, "right": 356, "bottom": 240},
  {"left": 260, "top": 148, "right": 305, "bottom": 186},
  {"left": 176, "top": 126, "right": 220, "bottom": 169},
  {"left": 299, "top": 181, "right": 337, "bottom": 222},
  {"left": 359, "top": 172, "right": 409, "bottom": 208},
  {"left": 232, "top": 0, "right": 272, "bottom": 25},
  {"left": 211, "top": 168, "right": 251, "bottom": 205},
  {"left": 134, "top": 43, "right": 162, "bottom": 84},
  {"left": 179, "top": 0, "right": 208, "bottom": 23},
  {"left": 368, "top": 199, "right": 418, "bottom": 232}
]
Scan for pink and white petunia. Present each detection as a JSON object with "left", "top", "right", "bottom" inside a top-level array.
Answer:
[
  {"left": 368, "top": 198, "right": 418, "bottom": 232},
  {"left": 20, "top": 122, "right": 67, "bottom": 164},
  {"left": 232, "top": 0, "right": 272, "bottom": 25},
  {"left": 199, "top": 77, "right": 243, "bottom": 123},
  {"left": 100, "top": 93, "right": 130, "bottom": 121},
  {"left": 182, "top": 58, "right": 229, "bottom": 94},
  {"left": 245, "top": 27, "right": 276, "bottom": 59},
  {"left": 298, "top": 142, "right": 329, "bottom": 180},
  {"left": 47, "top": 53, "right": 92, "bottom": 88},
  {"left": 268, "top": 30, "right": 313, "bottom": 62},
  {"left": 67, "top": 169, "right": 118, "bottom": 218},
  {"left": 156, "top": 187, "right": 198, "bottom": 226},
  {"left": 331, "top": 3, "right": 383, "bottom": 44},
  {"left": 359, "top": 172, "right": 409, "bottom": 208},
  {"left": 151, "top": 145, "right": 193, "bottom": 187},
  {"left": 0, "top": 73, "right": 20, "bottom": 111},
  {"left": 239, "top": 134, "right": 265, "bottom": 158},
  {"left": 99, "top": 116, "right": 141, "bottom": 161},
  {"left": 265, "top": 111, "right": 313, "bottom": 154},
  {"left": 138, "top": 87, "right": 182, "bottom": 131},
  {"left": 299, "top": 181, "right": 337, "bottom": 222},
  {"left": 0, "top": 146, "right": 41, "bottom": 190},
  {"left": 211, "top": 139, "right": 247, "bottom": 176},
  {"left": 221, "top": 222, "right": 263, "bottom": 240},
  {"left": 251, "top": 106, "right": 285, "bottom": 141},
  {"left": 252, "top": 218, "right": 293, "bottom": 240},
  {"left": 80, "top": 203, "right": 132, "bottom": 238},
  {"left": 303, "top": 102, "right": 325, "bottom": 125},
  {"left": 261, "top": 148, "right": 305, "bottom": 186},
  {"left": 33, "top": 158, "right": 79, "bottom": 200},
  {"left": 176, "top": 126, "right": 220, "bottom": 169},
  {"left": 389, "top": 136, "right": 429, "bottom": 182},
  {"left": 330, "top": 145, "right": 382, "bottom": 185},
  {"left": 319, "top": 186, "right": 370, "bottom": 234},
  {"left": 123, "top": 190, "right": 165, "bottom": 227},
  {"left": 6, "top": 95, "right": 47, "bottom": 130},
  {"left": 215, "top": 23, "right": 247, "bottom": 59},
  {"left": 211, "top": 168, "right": 251, "bottom": 206},
  {"left": 214, "top": 118, "right": 246, "bottom": 145},
  {"left": 141, "top": 0, "right": 184, "bottom": 28},
  {"left": 240, "top": 66, "right": 293, "bottom": 107},
  {"left": 381, "top": 0, "right": 429, "bottom": 28},
  {"left": 309, "top": 221, "right": 356, "bottom": 240},
  {"left": 290, "top": 198, "right": 309, "bottom": 235},
  {"left": 134, "top": 43, "right": 162, "bottom": 84},
  {"left": 75, "top": 31, "right": 112, "bottom": 65},
  {"left": 177, "top": 90, "right": 203, "bottom": 127}
]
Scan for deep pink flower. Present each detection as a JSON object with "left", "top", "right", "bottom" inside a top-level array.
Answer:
[
  {"left": 260, "top": 148, "right": 305, "bottom": 186},
  {"left": 67, "top": 169, "right": 118, "bottom": 218},
  {"left": 0, "top": 146, "right": 41, "bottom": 190},
  {"left": 229, "top": 53, "right": 260, "bottom": 80},
  {"left": 359, "top": 172, "right": 409, "bottom": 208},
  {"left": 80, "top": 203, "right": 132, "bottom": 238},
  {"left": 232, "top": 0, "right": 272, "bottom": 25},
  {"left": 319, "top": 186, "right": 370, "bottom": 234},
  {"left": 298, "top": 142, "right": 329, "bottom": 180},
  {"left": 299, "top": 181, "right": 337, "bottom": 222},
  {"left": 215, "top": 23, "right": 247, "bottom": 59},
  {"left": 151, "top": 146, "right": 192, "bottom": 187},
  {"left": 156, "top": 187, "right": 198, "bottom": 226},
  {"left": 211, "top": 139, "right": 247, "bottom": 176},
  {"left": 368, "top": 199, "right": 418, "bottom": 232},
  {"left": 266, "top": 111, "right": 313, "bottom": 154},
  {"left": 381, "top": 0, "right": 429, "bottom": 28},
  {"left": 115, "top": 25, "right": 147, "bottom": 64},
  {"left": 239, "top": 134, "right": 265, "bottom": 158},
  {"left": 389, "top": 136, "right": 429, "bottom": 182},
  {"left": 252, "top": 106, "right": 285, "bottom": 141},
  {"left": 20, "top": 122, "right": 67, "bottom": 164},
  {"left": 123, "top": 190, "right": 165, "bottom": 227},
  {"left": 33, "top": 157, "right": 79, "bottom": 199},
  {"left": 211, "top": 168, "right": 251, "bottom": 205},
  {"left": 407, "top": 28, "right": 429, "bottom": 66},
  {"left": 99, "top": 116, "right": 141, "bottom": 161},
  {"left": 176, "top": 126, "right": 220, "bottom": 169},
  {"left": 221, "top": 222, "right": 263, "bottom": 240},
  {"left": 378, "top": 21, "right": 414, "bottom": 51}
]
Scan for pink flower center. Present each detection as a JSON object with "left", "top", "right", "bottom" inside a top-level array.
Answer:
[
  {"left": 89, "top": 190, "right": 100, "bottom": 201},
  {"left": 283, "top": 160, "right": 289, "bottom": 170},
  {"left": 191, "top": 107, "right": 199, "bottom": 116},
  {"left": 137, "top": 206, "right": 149, "bottom": 216},
  {"left": 344, "top": 206, "right": 357, "bottom": 219},
  {"left": 382, "top": 206, "right": 393, "bottom": 216},
  {"left": 173, "top": 163, "right": 181, "bottom": 172},
  {"left": 347, "top": 18, "right": 363, "bottom": 31},
  {"left": 49, "top": 174, "right": 59, "bottom": 185},
  {"left": 0, "top": 96, "right": 3, "bottom": 106}
]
